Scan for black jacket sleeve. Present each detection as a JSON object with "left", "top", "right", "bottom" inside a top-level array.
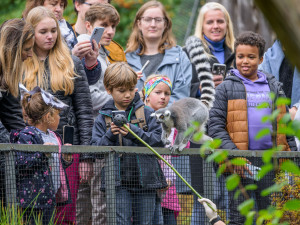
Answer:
[
  {"left": 0, "top": 91, "right": 25, "bottom": 131},
  {"left": 72, "top": 56, "right": 94, "bottom": 145}
]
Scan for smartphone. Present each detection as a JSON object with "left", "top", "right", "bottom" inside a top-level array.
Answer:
[
  {"left": 90, "top": 27, "right": 105, "bottom": 48},
  {"left": 112, "top": 110, "right": 126, "bottom": 119},
  {"left": 212, "top": 63, "right": 227, "bottom": 78},
  {"left": 63, "top": 125, "right": 74, "bottom": 145},
  {"left": 244, "top": 164, "right": 261, "bottom": 181}
]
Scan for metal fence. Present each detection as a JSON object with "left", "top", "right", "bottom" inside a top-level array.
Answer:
[{"left": 0, "top": 143, "right": 299, "bottom": 224}]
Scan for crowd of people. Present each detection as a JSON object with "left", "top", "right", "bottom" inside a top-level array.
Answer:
[{"left": 0, "top": 0, "right": 298, "bottom": 224}]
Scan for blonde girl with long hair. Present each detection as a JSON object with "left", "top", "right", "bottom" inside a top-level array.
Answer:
[
  {"left": 23, "top": 7, "right": 94, "bottom": 223},
  {"left": 126, "top": 0, "right": 192, "bottom": 104}
]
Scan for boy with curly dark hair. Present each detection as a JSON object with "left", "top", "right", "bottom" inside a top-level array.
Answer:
[{"left": 208, "top": 31, "right": 296, "bottom": 224}]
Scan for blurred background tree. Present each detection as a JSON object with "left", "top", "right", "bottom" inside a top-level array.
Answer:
[{"left": 0, "top": 0, "right": 203, "bottom": 48}]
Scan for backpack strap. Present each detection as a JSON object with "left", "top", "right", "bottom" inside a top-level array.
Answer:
[
  {"left": 130, "top": 105, "right": 148, "bottom": 131},
  {"left": 105, "top": 115, "right": 123, "bottom": 146}
]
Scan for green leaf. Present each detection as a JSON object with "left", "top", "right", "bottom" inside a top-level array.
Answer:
[
  {"left": 245, "top": 211, "right": 255, "bottom": 225},
  {"left": 234, "top": 189, "right": 241, "bottom": 200},
  {"left": 261, "top": 115, "right": 271, "bottom": 123},
  {"left": 257, "top": 163, "right": 273, "bottom": 180},
  {"left": 206, "top": 150, "right": 228, "bottom": 163},
  {"left": 184, "top": 126, "right": 194, "bottom": 137},
  {"left": 279, "top": 113, "right": 291, "bottom": 124},
  {"left": 269, "top": 92, "right": 276, "bottom": 101},
  {"left": 245, "top": 184, "right": 258, "bottom": 191},
  {"left": 255, "top": 128, "right": 271, "bottom": 140},
  {"left": 276, "top": 97, "right": 291, "bottom": 106},
  {"left": 256, "top": 102, "right": 270, "bottom": 109},
  {"left": 278, "top": 126, "right": 295, "bottom": 135},
  {"left": 262, "top": 149, "right": 275, "bottom": 163},
  {"left": 216, "top": 163, "right": 227, "bottom": 177},
  {"left": 193, "top": 132, "right": 203, "bottom": 142},
  {"left": 284, "top": 199, "right": 300, "bottom": 210},
  {"left": 226, "top": 174, "right": 240, "bottom": 191},
  {"left": 269, "top": 109, "right": 280, "bottom": 121},
  {"left": 280, "top": 160, "right": 300, "bottom": 175},
  {"left": 261, "top": 182, "right": 287, "bottom": 197},
  {"left": 238, "top": 199, "right": 254, "bottom": 216},
  {"left": 209, "top": 138, "right": 222, "bottom": 149},
  {"left": 231, "top": 158, "right": 247, "bottom": 166}
]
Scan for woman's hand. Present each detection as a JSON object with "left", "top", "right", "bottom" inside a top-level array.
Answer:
[
  {"left": 136, "top": 71, "right": 143, "bottom": 80},
  {"left": 213, "top": 75, "right": 224, "bottom": 87}
]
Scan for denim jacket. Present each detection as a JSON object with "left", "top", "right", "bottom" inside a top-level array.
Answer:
[{"left": 126, "top": 46, "right": 192, "bottom": 105}]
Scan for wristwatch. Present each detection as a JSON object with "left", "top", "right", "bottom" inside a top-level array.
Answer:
[{"left": 210, "top": 215, "right": 222, "bottom": 225}]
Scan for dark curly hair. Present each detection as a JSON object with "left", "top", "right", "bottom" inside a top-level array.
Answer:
[{"left": 234, "top": 31, "right": 266, "bottom": 58}]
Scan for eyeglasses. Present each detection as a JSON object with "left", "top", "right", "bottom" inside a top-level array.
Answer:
[
  {"left": 83, "top": 2, "right": 93, "bottom": 6},
  {"left": 140, "top": 17, "right": 165, "bottom": 24}
]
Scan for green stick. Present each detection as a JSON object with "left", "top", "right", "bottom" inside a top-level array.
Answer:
[{"left": 123, "top": 124, "right": 216, "bottom": 212}]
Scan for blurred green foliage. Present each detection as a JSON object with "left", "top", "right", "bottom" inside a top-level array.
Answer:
[{"left": 0, "top": 0, "right": 185, "bottom": 49}]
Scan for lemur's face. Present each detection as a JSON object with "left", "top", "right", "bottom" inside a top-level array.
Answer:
[{"left": 151, "top": 109, "right": 171, "bottom": 124}]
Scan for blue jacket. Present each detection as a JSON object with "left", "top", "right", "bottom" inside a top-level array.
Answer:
[
  {"left": 91, "top": 93, "right": 167, "bottom": 190},
  {"left": 126, "top": 46, "right": 192, "bottom": 104},
  {"left": 259, "top": 40, "right": 300, "bottom": 107},
  {"left": 10, "top": 126, "right": 72, "bottom": 209}
]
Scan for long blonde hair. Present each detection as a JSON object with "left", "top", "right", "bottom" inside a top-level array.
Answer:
[
  {"left": 23, "top": 6, "right": 76, "bottom": 95},
  {"left": 0, "top": 19, "right": 34, "bottom": 97},
  {"left": 126, "top": 0, "right": 176, "bottom": 55},
  {"left": 194, "top": 2, "right": 235, "bottom": 53}
]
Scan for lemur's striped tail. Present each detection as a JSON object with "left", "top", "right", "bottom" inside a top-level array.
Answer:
[{"left": 185, "top": 36, "right": 215, "bottom": 109}]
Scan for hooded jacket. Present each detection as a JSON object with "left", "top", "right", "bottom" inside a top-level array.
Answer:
[
  {"left": 10, "top": 126, "right": 72, "bottom": 209},
  {"left": 208, "top": 71, "right": 297, "bottom": 151},
  {"left": 126, "top": 46, "right": 192, "bottom": 104},
  {"left": 91, "top": 93, "right": 167, "bottom": 190}
]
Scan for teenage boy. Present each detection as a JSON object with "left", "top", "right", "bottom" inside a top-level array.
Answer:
[
  {"left": 91, "top": 62, "right": 167, "bottom": 224},
  {"left": 76, "top": 4, "right": 121, "bottom": 224},
  {"left": 208, "top": 31, "right": 297, "bottom": 224},
  {"left": 72, "top": 0, "right": 126, "bottom": 63}
]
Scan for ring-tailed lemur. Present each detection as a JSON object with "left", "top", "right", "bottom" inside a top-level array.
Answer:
[{"left": 151, "top": 36, "right": 215, "bottom": 152}]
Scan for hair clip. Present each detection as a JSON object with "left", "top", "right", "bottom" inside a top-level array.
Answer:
[{"left": 19, "top": 83, "right": 68, "bottom": 110}]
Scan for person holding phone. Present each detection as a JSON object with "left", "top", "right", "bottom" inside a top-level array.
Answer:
[
  {"left": 75, "top": 4, "right": 121, "bottom": 225},
  {"left": 185, "top": 2, "right": 235, "bottom": 97},
  {"left": 22, "top": 7, "right": 94, "bottom": 224},
  {"left": 72, "top": 0, "right": 126, "bottom": 63}
]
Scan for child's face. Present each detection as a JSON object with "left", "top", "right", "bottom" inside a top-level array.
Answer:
[
  {"left": 146, "top": 82, "right": 171, "bottom": 111},
  {"left": 235, "top": 44, "right": 263, "bottom": 81},
  {"left": 107, "top": 86, "right": 136, "bottom": 110},
  {"left": 48, "top": 110, "right": 60, "bottom": 131}
]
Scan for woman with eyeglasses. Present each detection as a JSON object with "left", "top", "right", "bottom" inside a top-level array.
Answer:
[{"left": 126, "top": 0, "right": 192, "bottom": 104}]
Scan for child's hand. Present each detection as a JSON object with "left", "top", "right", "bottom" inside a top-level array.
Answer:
[
  {"left": 44, "top": 142, "right": 55, "bottom": 145},
  {"left": 110, "top": 122, "right": 121, "bottom": 135},
  {"left": 79, "top": 162, "right": 93, "bottom": 183},
  {"left": 119, "top": 124, "right": 129, "bottom": 136}
]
